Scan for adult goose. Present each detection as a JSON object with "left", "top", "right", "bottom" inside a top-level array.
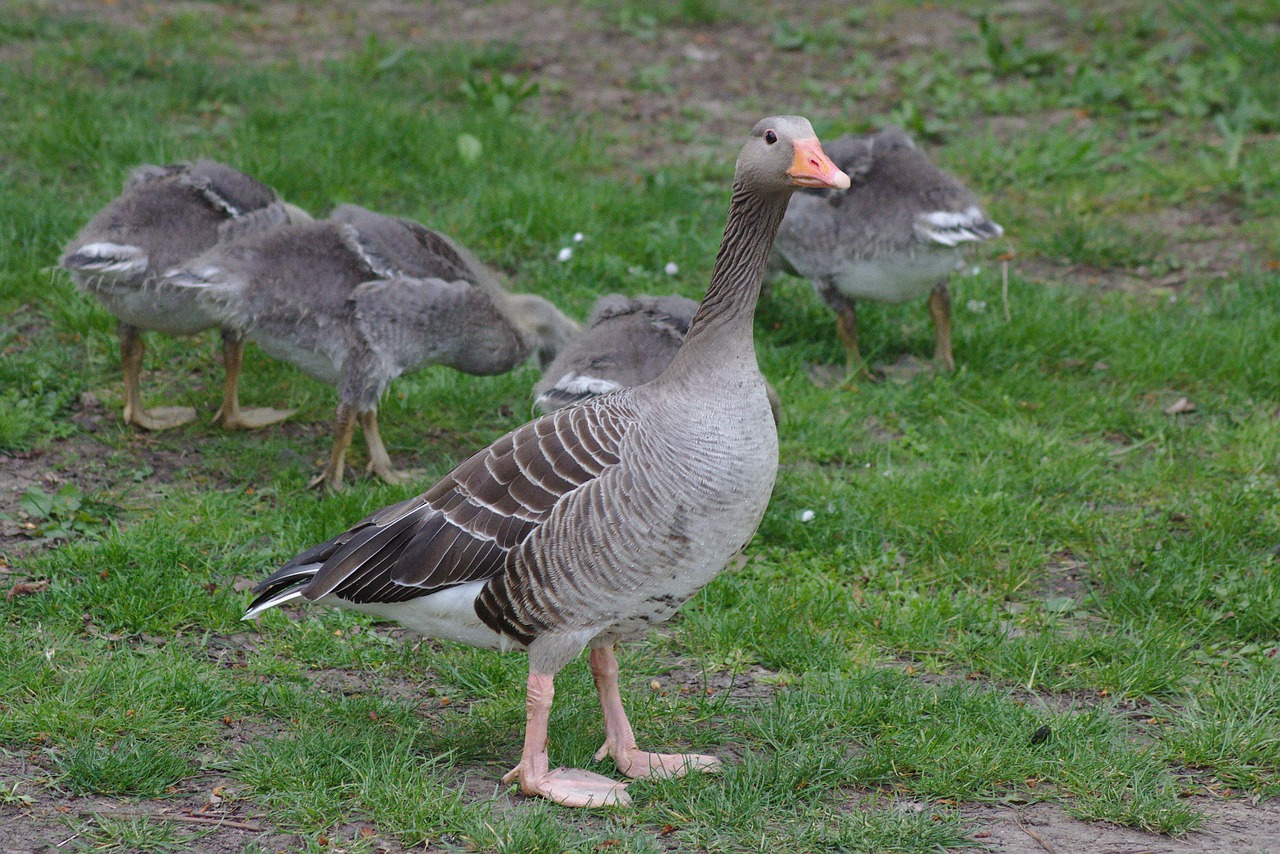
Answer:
[
  {"left": 533, "top": 293, "right": 782, "bottom": 424},
  {"left": 769, "top": 127, "right": 1003, "bottom": 375},
  {"left": 242, "top": 117, "right": 848, "bottom": 807},
  {"left": 59, "top": 160, "right": 309, "bottom": 430},
  {"left": 167, "top": 204, "right": 578, "bottom": 490}
]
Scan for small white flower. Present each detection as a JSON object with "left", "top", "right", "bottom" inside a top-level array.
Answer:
[
  {"left": 799, "top": 509, "right": 815, "bottom": 523},
  {"left": 969, "top": 265, "right": 981, "bottom": 276},
  {"left": 966, "top": 299, "right": 987, "bottom": 313},
  {"left": 664, "top": 262, "right": 679, "bottom": 275},
  {"left": 573, "top": 232, "right": 585, "bottom": 243},
  {"left": 556, "top": 247, "right": 573, "bottom": 263}
]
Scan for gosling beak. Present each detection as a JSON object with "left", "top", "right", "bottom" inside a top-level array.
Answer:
[{"left": 787, "top": 138, "right": 850, "bottom": 190}]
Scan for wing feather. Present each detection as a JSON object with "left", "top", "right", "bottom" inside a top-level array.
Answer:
[
  {"left": 250, "top": 396, "right": 637, "bottom": 614},
  {"left": 913, "top": 206, "right": 1004, "bottom": 247}
]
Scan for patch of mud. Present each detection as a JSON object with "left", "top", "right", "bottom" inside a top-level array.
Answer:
[
  {"left": 652, "top": 662, "right": 781, "bottom": 704},
  {"left": 0, "top": 402, "right": 198, "bottom": 566},
  {"left": 0, "top": 753, "right": 274, "bottom": 854},
  {"left": 965, "top": 797, "right": 1280, "bottom": 854},
  {"left": 1040, "top": 550, "right": 1088, "bottom": 601}
]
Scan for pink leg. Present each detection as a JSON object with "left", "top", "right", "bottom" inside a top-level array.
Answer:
[
  {"left": 590, "top": 646, "right": 721, "bottom": 780},
  {"left": 502, "top": 670, "right": 630, "bottom": 808}
]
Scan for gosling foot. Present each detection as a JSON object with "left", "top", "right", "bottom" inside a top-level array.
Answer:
[
  {"left": 125, "top": 405, "right": 197, "bottom": 431},
  {"left": 214, "top": 406, "right": 294, "bottom": 430}
]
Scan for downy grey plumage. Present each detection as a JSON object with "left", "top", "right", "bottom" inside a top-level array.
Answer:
[
  {"left": 770, "top": 127, "right": 1003, "bottom": 374},
  {"left": 533, "top": 293, "right": 782, "bottom": 423},
  {"left": 59, "top": 160, "right": 309, "bottom": 430},
  {"left": 532, "top": 294, "right": 697, "bottom": 413},
  {"left": 242, "top": 117, "right": 849, "bottom": 808},
  {"left": 165, "top": 203, "right": 577, "bottom": 490}
]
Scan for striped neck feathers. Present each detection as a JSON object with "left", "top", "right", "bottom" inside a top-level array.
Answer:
[{"left": 675, "top": 180, "right": 790, "bottom": 357}]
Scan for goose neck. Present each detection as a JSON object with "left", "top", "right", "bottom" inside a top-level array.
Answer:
[{"left": 672, "top": 181, "right": 789, "bottom": 363}]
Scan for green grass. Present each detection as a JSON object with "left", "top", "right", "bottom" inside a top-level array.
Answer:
[{"left": 2, "top": 1, "right": 1278, "bottom": 851}]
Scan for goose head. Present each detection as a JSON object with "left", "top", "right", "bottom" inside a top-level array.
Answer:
[
  {"left": 509, "top": 293, "right": 581, "bottom": 370},
  {"left": 736, "top": 116, "right": 851, "bottom": 195},
  {"left": 281, "top": 202, "right": 314, "bottom": 224}
]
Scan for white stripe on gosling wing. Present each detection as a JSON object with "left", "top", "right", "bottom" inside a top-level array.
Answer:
[
  {"left": 914, "top": 206, "right": 1004, "bottom": 247},
  {"left": 61, "top": 242, "right": 149, "bottom": 277}
]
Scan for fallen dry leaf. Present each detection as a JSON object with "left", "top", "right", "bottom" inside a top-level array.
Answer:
[
  {"left": 6, "top": 580, "right": 49, "bottom": 601},
  {"left": 1164, "top": 397, "right": 1196, "bottom": 415}
]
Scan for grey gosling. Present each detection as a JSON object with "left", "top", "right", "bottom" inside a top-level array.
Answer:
[
  {"left": 241, "top": 117, "right": 848, "bottom": 808},
  {"left": 59, "top": 160, "right": 310, "bottom": 430},
  {"left": 533, "top": 293, "right": 781, "bottom": 423},
  {"left": 167, "top": 204, "right": 577, "bottom": 491},
  {"left": 770, "top": 127, "right": 1003, "bottom": 374},
  {"left": 533, "top": 294, "right": 697, "bottom": 413}
]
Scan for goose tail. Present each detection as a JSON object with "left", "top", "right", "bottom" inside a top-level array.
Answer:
[
  {"left": 60, "top": 242, "right": 148, "bottom": 287},
  {"left": 242, "top": 562, "right": 321, "bottom": 620}
]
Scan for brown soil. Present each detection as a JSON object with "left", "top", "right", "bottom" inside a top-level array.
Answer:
[
  {"left": 0, "top": 403, "right": 194, "bottom": 567},
  {"left": 965, "top": 797, "right": 1280, "bottom": 854},
  {"left": 0, "top": 750, "right": 424, "bottom": 853}
]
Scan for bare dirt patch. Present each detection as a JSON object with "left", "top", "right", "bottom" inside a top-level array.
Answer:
[
  {"left": 652, "top": 661, "right": 781, "bottom": 704},
  {"left": 0, "top": 423, "right": 194, "bottom": 566},
  {"left": 0, "top": 751, "right": 296, "bottom": 854},
  {"left": 1040, "top": 550, "right": 1089, "bottom": 602},
  {"left": 966, "top": 797, "right": 1280, "bottom": 854}
]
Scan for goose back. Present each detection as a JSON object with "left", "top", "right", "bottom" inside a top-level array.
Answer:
[
  {"left": 341, "top": 275, "right": 536, "bottom": 408},
  {"left": 533, "top": 294, "right": 697, "bottom": 413},
  {"left": 169, "top": 207, "right": 574, "bottom": 396},
  {"left": 251, "top": 377, "right": 775, "bottom": 663},
  {"left": 59, "top": 160, "right": 288, "bottom": 335},
  {"left": 330, "top": 204, "right": 496, "bottom": 286},
  {"left": 774, "top": 127, "right": 1002, "bottom": 304}
]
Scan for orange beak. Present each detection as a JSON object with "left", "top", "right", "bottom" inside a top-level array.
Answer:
[{"left": 787, "top": 138, "right": 850, "bottom": 190}]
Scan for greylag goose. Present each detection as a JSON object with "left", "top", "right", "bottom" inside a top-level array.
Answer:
[
  {"left": 770, "top": 127, "right": 1003, "bottom": 374},
  {"left": 59, "top": 160, "right": 310, "bottom": 430},
  {"left": 533, "top": 293, "right": 782, "bottom": 423},
  {"left": 166, "top": 204, "right": 578, "bottom": 490},
  {"left": 242, "top": 117, "right": 848, "bottom": 807},
  {"left": 532, "top": 294, "right": 697, "bottom": 413}
]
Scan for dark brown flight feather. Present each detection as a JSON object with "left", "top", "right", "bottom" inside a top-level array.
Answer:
[{"left": 248, "top": 396, "right": 635, "bottom": 639}]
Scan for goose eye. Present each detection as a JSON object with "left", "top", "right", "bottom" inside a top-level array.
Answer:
[{"left": 764, "top": 129, "right": 778, "bottom": 145}]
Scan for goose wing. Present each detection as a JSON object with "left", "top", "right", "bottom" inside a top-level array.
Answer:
[
  {"left": 246, "top": 396, "right": 635, "bottom": 614},
  {"left": 330, "top": 203, "right": 479, "bottom": 282},
  {"left": 912, "top": 204, "right": 1004, "bottom": 247},
  {"left": 179, "top": 160, "right": 280, "bottom": 219}
]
